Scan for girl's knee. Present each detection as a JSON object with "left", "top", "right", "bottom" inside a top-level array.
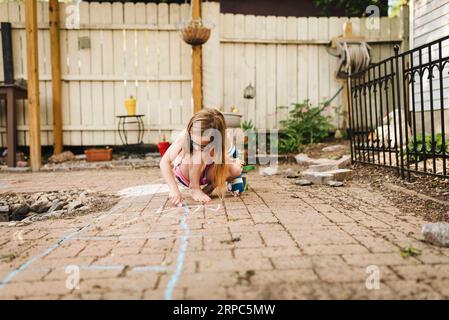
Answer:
[{"left": 228, "top": 164, "right": 243, "bottom": 179}]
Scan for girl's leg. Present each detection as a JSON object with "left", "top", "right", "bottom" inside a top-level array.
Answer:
[{"left": 204, "top": 163, "right": 243, "bottom": 195}]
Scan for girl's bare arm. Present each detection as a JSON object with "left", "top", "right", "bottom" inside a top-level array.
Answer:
[{"left": 159, "top": 131, "right": 185, "bottom": 205}]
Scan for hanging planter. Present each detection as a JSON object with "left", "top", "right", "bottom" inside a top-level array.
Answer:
[{"left": 178, "top": 19, "right": 212, "bottom": 46}]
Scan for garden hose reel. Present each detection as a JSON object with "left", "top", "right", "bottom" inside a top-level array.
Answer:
[{"left": 335, "top": 40, "right": 372, "bottom": 78}]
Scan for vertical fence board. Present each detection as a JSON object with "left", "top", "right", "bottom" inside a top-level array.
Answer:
[
  {"left": 255, "top": 16, "right": 267, "bottom": 130},
  {"left": 158, "top": 3, "right": 170, "bottom": 129},
  {"left": 244, "top": 14, "right": 256, "bottom": 123},
  {"left": 266, "top": 16, "right": 277, "bottom": 129},
  {"left": 307, "top": 17, "right": 319, "bottom": 108},
  {"left": 233, "top": 14, "right": 245, "bottom": 119},
  {"left": 286, "top": 16, "right": 297, "bottom": 115},
  {"left": 79, "top": 2, "right": 93, "bottom": 145},
  {"left": 222, "top": 13, "right": 234, "bottom": 113},
  {"left": 297, "top": 17, "right": 309, "bottom": 104},
  {"left": 318, "top": 17, "right": 330, "bottom": 105}
]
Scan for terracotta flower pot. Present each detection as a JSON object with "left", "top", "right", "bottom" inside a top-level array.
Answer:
[
  {"left": 157, "top": 142, "right": 171, "bottom": 157},
  {"left": 85, "top": 148, "right": 113, "bottom": 162}
]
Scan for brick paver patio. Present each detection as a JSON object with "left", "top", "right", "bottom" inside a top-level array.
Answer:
[{"left": 1, "top": 168, "right": 449, "bottom": 299}]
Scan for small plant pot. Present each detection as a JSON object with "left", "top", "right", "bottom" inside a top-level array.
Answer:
[
  {"left": 222, "top": 112, "right": 242, "bottom": 128},
  {"left": 157, "top": 142, "right": 171, "bottom": 157},
  {"left": 85, "top": 148, "right": 113, "bottom": 162}
]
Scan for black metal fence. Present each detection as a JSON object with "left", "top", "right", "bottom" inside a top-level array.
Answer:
[{"left": 347, "top": 35, "right": 449, "bottom": 179}]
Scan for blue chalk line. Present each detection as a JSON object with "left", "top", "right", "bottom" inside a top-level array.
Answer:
[
  {"left": 164, "top": 203, "right": 190, "bottom": 300},
  {"left": 0, "top": 202, "right": 127, "bottom": 289}
]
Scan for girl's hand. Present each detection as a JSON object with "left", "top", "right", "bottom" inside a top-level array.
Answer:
[
  {"left": 170, "top": 190, "right": 183, "bottom": 207},
  {"left": 191, "top": 188, "right": 211, "bottom": 203}
]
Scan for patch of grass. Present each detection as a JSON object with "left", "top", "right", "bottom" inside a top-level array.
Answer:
[
  {"left": 1, "top": 253, "right": 17, "bottom": 262},
  {"left": 400, "top": 246, "right": 422, "bottom": 258},
  {"left": 235, "top": 270, "right": 256, "bottom": 285},
  {"left": 220, "top": 237, "right": 241, "bottom": 245}
]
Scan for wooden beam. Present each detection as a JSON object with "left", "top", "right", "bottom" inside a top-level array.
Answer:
[
  {"left": 24, "top": 0, "right": 41, "bottom": 171},
  {"left": 49, "top": 0, "right": 63, "bottom": 155},
  {"left": 192, "top": 0, "right": 202, "bottom": 114}
]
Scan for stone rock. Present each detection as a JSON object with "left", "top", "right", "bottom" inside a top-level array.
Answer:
[
  {"left": 44, "top": 210, "right": 65, "bottom": 219},
  {"left": 48, "top": 151, "right": 76, "bottom": 164},
  {"left": 10, "top": 210, "right": 28, "bottom": 221},
  {"left": 30, "top": 199, "right": 51, "bottom": 214},
  {"left": 327, "top": 180, "right": 344, "bottom": 187},
  {"left": 307, "top": 163, "right": 340, "bottom": 173},
  {"left": 307, "top": 155, "right": 352, "bottom": 172},
  {"left": 0, "top": 206, "right": 9, "bottom": 222},
  {"left": 48, "top": 201, "right": 64, "bottom": 213},
  {"left": 30, "top": 192, "right": 43, "bottom": 202},
  {"left": 295, "top": 153, "right": 351, "bottom": 168},
  {"left": 68, "top": 200, "right": 83, "bottom": 212},
  {"left": 301, "top": 171, "right": 334, "bottom": 184},
  {"left": 38, "top": 195, "right": 49, "bottom": 203},
  {"left": 295, "top": 153, "right": 316, "bottom": 165},
  {"left": 335, "top": 155, "right": 352, "bottom": 168},
  {"left": 11, "top": 203, "right": 29, "bottom": 216},
  {"left": 322, "top": 144, "right": 345, "bottom": 152},
  {"left": 19, "top": 214, "right": 35, "bottom": 223},
  {"left": 295, "top": 179, "right": 312, "bottom": 186},
  {"left": 283, "top": 168, "right": 296, "bottom": 176},
  {"left": 422, "top": 223, "right": 449, "bottom": 247},
  {"left": 259, "top": 167, "right": 278, "bottom": 176},
  {"left": 301, "top": 169, "right": 352, "bottom": 184}
]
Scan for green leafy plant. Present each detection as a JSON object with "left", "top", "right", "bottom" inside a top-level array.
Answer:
[
  {"left": 278, "top": 100, "right": 334, "bottom": 154},
  {"left": 400, "top": 246, "right": 422, "bottom": 258},
  {"left": 0, "top": 253, "right": 16, "bottom": 262},
  {"left": 406, "top": 133, "right": 449, "bottom": 162},
  {"left": 241, "top": 119, "right": 255, "bottom": 131}
]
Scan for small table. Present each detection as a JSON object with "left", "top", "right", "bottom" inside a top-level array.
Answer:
[
  {"left": 0, "top": 84, "right": 28, "bottom": 167},
  {"left": 116, "top": 114, "right": 145, "bottom": 145}
]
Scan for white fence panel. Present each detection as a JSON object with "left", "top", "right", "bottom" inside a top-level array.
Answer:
[{"left": 0, "top": 1, "right": 405, "bottom": 146}]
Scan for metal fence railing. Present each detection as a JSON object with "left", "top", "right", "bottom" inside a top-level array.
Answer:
[{"left": 347, "top": 35, "right": 449, "bottom": 179}]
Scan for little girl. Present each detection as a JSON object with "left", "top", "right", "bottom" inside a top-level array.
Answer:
[{"left": 159, "top": 108, "right": 244, "bottom": 206}]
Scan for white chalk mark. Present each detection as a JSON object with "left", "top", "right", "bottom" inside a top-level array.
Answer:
[
  {"left": 118, "top": 184, "right": 170, "bottom": 197},
  {"left": 156, "top": 203, "right": 221, "bottom": 215},
  {"left": 106, "top": 217, "right": 139, "bottom": 232}
]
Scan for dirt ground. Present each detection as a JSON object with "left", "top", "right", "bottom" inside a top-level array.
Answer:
[{"left": 295, "top": 139, "right": 449, "bottom": 222}]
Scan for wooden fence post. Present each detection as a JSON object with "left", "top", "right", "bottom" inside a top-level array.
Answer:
[
  {"left": 49, "top": 0, "right": 63, "bottom": 155},
  {"left": 192, "top": 0, "right": 202, "bottom": 114},
  {"left": 24, "top": 0, "right": 41, "bottom": 171}
]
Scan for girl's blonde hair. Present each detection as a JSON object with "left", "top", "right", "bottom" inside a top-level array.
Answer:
[{"left": 184, "top": 108, "right": 227, "bottom": 196}]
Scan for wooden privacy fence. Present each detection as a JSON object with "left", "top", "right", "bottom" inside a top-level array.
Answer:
[{"left": 0, "top": 1, "right": 408, "bottom": 147}]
